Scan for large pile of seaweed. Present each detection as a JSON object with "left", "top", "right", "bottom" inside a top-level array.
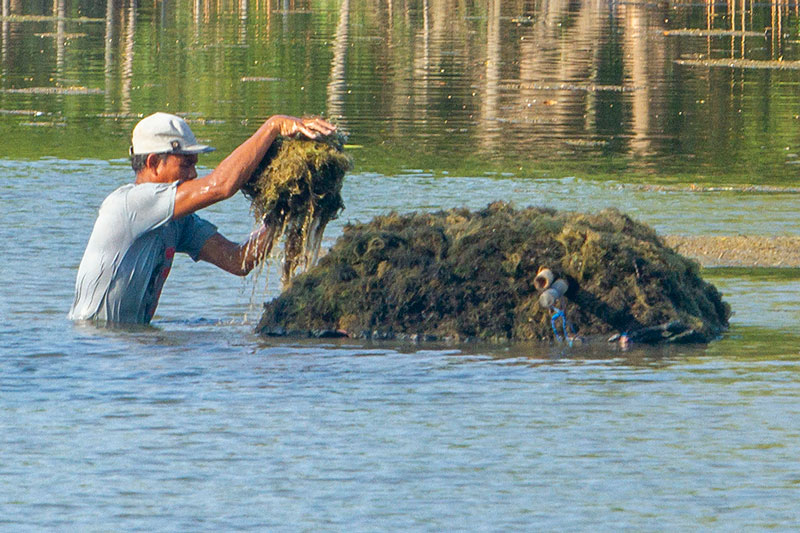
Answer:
[
  {"left": 257, "top": 203, "right": 730, "bottom": 344},
  {"left": 241, "top": 131, "right": 352, "bottom": 282}
]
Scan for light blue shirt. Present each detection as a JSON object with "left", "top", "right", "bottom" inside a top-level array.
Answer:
[{"left": 69, "top": 181, "right": 217, "bottom": 324}]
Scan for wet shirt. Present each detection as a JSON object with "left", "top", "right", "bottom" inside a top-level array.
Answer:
[{"left": 69, "top": 181, "right": 217, "bottom": 324}]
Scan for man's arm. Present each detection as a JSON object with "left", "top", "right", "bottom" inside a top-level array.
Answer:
[
  {"left": 196, "top": 225, "right": 275, "bottom": 276},
  {"left": 173, "top": 115, "right": 335, "bottom": 220}
]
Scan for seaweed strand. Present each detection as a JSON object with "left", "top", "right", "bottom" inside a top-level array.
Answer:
[{"left": 241, "top": 131, "right": 352, "bottom": 285}]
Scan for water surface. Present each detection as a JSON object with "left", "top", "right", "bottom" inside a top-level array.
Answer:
[
  {"left": 2, "top": 0, "right": 800, "bottom": 530},
  {"left": 5, "top": 0, "right": 800, "bottom": 184}
]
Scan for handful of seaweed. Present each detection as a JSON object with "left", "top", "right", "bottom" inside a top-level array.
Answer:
[
  {"left": 241, "top": 131, "right": 352, "bottom": 282},
  {"left": 257, "top": 203, "right": 730, "bottom": 344}
]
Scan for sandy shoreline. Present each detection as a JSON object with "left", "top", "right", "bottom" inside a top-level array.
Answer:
[{"left": 664, "top": 235, "right": 800, "bottom": 268}]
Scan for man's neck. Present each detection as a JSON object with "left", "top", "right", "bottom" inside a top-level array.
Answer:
[{"left": 135, "top": 170, "right": 158, "bottom": 185}]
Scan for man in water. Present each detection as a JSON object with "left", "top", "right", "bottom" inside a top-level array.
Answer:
[{"left": 69, "top": 112, "right": 335, "bottom": 324}]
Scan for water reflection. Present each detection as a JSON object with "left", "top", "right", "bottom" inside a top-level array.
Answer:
[
  {"left": 326, "top": 0, "right": 349, "bottom": 123},
  {"left": 121, "top": 0, "right": 136, "bottom": 115},
  {"left": 624, "top": 2, "right": 666, "bottom": 159},
  {"left": 3, "top": 5, "right": 800, "bottom": 527},
  {"left": 3, "top": 0, "right": 800, "bottom": 182},
  {"left": 103, "top": 0, "right": 114, "bottom": 110},
  {"left": 479, "top": 0, "right": 501, "bottom": 153},
  {"left": 55, "top": 0, "right": 65, "bottom": 76},
  {"left": 1, "top": 0, "right": 8, "bottom": 72}
]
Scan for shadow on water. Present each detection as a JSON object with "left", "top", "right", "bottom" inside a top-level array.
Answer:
[{"left": 250, "top": 330, "right": 735, "bottom": 366}]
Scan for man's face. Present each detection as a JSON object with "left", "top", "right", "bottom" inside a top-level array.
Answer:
[{"left": 157, "top": 153, "right": 198, "bottom": 182}]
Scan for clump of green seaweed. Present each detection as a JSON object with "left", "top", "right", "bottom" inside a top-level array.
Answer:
[
  {"left": 257, "top": 202, "right": 730, "bottom": 344},
  {"left": 241, "top": 131, "right": 352, "bottom": 282}
]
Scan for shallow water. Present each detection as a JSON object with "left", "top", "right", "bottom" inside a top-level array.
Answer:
[
  {"left": 5, "top": 335, "right": 800, "bottom": 531},
  {"left": 3, "top": 157, "right": 800, "bottom": 530},
  {"left": 3, "top": 0, "right": 800, "bottom": 530}
]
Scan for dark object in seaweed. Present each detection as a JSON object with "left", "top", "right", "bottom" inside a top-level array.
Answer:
[
  {"left": 241, "top": 131, "right": 353, "bottom": 283},
  {"left": 257, "top": 202, "right": 730, "bottom": 344}
]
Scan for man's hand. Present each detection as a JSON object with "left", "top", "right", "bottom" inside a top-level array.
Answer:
[
  {"left": 172, "top": 114, "right": 337, "bottom": 220},
  {"left": 267, "top": 115, "right": 337, "bottom": 140}
]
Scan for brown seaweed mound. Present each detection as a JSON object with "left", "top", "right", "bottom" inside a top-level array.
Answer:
[
  {"left": 257, "top": 203, "right": 730, "bottom": 344},
  {"left": 241, "top": 132, "right": 353, "bottom": 282}
]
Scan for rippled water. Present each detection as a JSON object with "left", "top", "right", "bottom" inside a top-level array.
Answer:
[
  {"left": 6, "top": 338, "right": 800, "bottom": 530},
  {"left": 3, "top": 0, "right": 800, "bottom": 529},
  {"left": 3, "top": 156, "right": 800, "bottom": 530}
]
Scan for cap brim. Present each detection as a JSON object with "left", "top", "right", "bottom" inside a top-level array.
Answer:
[{"left": 177, "top": 144, "right": 215, "bottom": 155}]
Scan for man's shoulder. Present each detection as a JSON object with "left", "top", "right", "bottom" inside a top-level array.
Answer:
[
  {"left": 102, "top": 182, "right": 132, "bottom": 198},
  {"left": 106, "top": 181, "right": 175, "bottom": 198},
  {"left": 101, "top": 181, "right": 176, "bottom": 210}
]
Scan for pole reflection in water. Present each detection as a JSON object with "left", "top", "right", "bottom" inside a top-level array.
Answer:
[
  {"left": 413, "top": 0, "right": 430, "bottom": 130},
  {"left": 624, "top": 1, "right": 667, "bottom": 158},
  {"left": 326, "top": 0, "right": 349, "bottom": 124},
  {"left": 239, "top": 0, "right": 248, "bottom": 45},
  {"left": 1, "top": 0, "right": 8, "bottom": 73},
  {"left": 104, "top": 0, "right": 116, "bottom": 112},
  {"left": 55, "top": 0, "right": 65, "bottom": 79},
  {"left": 121, "top": 0, "right": 136, "bottom": 114},
  {"left": 479, "top": 0, "right": 501, "bottom": 154}
]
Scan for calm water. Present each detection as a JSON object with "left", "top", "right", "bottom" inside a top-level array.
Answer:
[{"left": 2, "top": 0, "right": 800, "bottom": 530}]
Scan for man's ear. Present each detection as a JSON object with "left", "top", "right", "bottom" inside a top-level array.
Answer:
[{"left": 145, "top": 153, "right": 163, "bottom": 170}]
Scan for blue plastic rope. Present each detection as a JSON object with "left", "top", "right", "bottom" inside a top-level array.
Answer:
[
  {"left": 551, "top": 307, "right": 576, "bottom": 346},
  {"left": 551, "top": 308, "right": 565, "bottom": 341}
]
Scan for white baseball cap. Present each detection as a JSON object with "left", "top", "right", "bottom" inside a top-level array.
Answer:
[{"left": 130, "top": 112, "right": 215, "bottom": 156}]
